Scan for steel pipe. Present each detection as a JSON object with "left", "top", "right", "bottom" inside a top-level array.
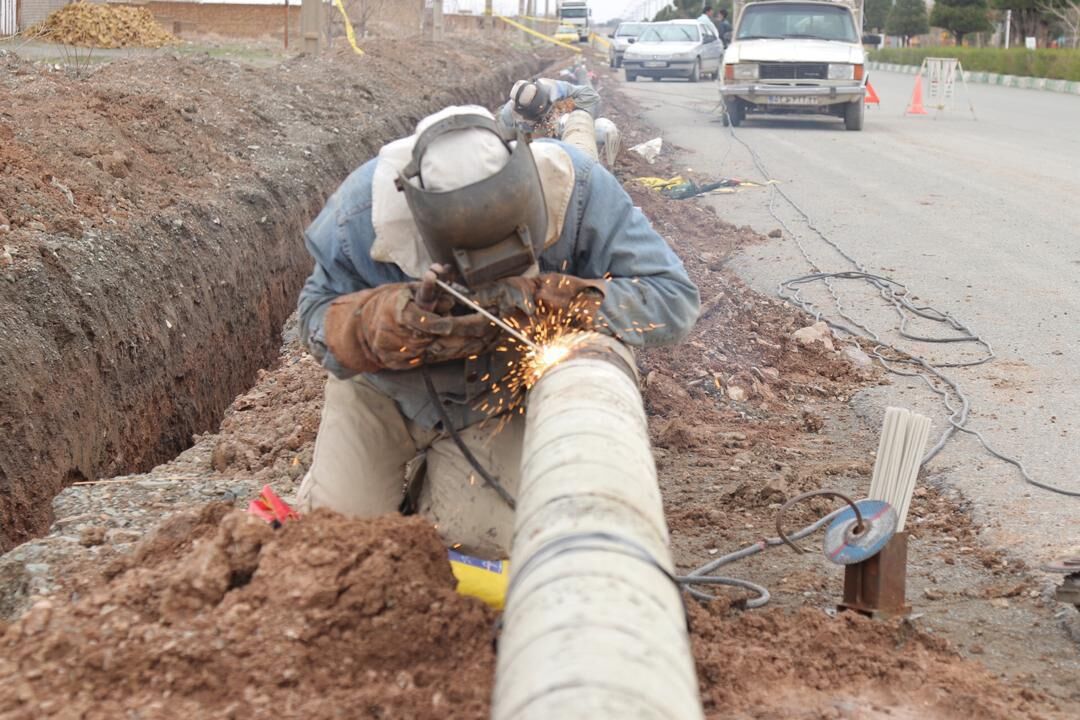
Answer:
[{"left": 491, "top": 334, "right": 704, "bottom": 720}]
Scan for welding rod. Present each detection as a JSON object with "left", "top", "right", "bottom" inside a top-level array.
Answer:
[{"left": 434, "top": 279, "right": 539, "bottom": 351}]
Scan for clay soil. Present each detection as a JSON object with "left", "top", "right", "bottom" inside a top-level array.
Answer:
[
  {"left": 0, "top": 39, "right": 551, "bottom": 551},
  {"left": 0, "top": 44, "right": 1075, "bottom": 720}
]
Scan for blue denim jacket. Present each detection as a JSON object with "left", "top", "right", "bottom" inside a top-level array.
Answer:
[{"left": 298, "top": 140, "right": 700, "bottom": 430}]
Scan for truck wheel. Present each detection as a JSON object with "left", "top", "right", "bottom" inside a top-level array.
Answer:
[
  {"left": 844, "top": 99, "right": 864, "bottom": 131},
  {"left": 726, "top": 98, "right": 745, "bottom": 127},
  {"left": 626, "top": 71, "right": 637, "bottom": 82},
  {"left": 689, "top": 60, "right": 701, "bottom": 83}
]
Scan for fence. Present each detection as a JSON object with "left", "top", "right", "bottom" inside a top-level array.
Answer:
[{"left": 1, "top": 0, "right": 17, "bottom": 37}]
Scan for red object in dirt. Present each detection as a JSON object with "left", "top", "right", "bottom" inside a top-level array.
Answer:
[
  {"left": 865, "top": 82, "right": 880, "bottom": 105},
  {"left": 248, "top": 485, "right": 300, "bottom": 528},
  {"left": 905, "top": 74, "right": 927, "bottom": 115}
]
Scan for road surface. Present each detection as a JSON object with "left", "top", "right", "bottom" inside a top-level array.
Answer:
[{"left": 619, "top": 70, "right": 1080, "bottom": 566}]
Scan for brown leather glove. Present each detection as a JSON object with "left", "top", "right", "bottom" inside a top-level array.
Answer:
[
  {"left": 478, "top": 273, "right": 606, "bottom": 322},
  {"left": 323, "top": 283, "right": 500, "bottom": 374}
]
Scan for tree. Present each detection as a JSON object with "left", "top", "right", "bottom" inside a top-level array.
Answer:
[
  {"left": 991, "top": 0, "right": 1069, "bottom": 46},
  {"left": 886, "top": 0, "right": 930, "bottom": 44},
  {"left": 1039, "top": 0, "right": 1080, "bottom": 46},
  {"left": 865, "top": 0, "right": 892, "bottom": 31},
  {"left": 930, "top": 0, "right": 992, "bottom": 44}
]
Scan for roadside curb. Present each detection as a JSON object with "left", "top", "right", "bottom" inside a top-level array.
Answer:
[{"left": 867, "top": 60, "right": 1080, "bottom": 96}]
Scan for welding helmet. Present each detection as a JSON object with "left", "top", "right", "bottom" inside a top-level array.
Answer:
[
  {"left": 511, "top": 80, "right": 553, "bottom": 121},
  {"left": 395, "top": 113, "right": 548, "bottom": 288}
]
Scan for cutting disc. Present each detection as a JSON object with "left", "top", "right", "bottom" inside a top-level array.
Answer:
[{"left": 822, "top": 500, "right": 898, "bottom": 565}]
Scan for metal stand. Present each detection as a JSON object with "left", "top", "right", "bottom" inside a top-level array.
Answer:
[{"left": 838, "top": 531, "right": 911, "bottom": 619}]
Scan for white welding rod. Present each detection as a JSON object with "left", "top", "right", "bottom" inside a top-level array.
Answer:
[
  {"left": 434, "top": 279, "right": 539, "bottom": 351},
  {"left": 868, "top": 407, "right": 932, "bottom": 532}
]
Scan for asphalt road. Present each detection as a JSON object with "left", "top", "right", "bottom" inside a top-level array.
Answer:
[{"left": 619, "top": 70, "right": 1080, "bottom": 567}]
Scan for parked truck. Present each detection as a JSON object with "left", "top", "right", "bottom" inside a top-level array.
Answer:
[
  {"left": 719, "top": 0, "right": 868, "bottom": 131},
  {"left": 558, "top": 1, "right": 591, "bottom": 42}
]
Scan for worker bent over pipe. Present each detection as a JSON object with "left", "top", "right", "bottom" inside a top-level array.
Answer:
[{"left": 296, "top": 105, "right": 700, "bottom": 558}]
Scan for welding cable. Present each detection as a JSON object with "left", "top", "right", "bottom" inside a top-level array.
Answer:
[
  {"left": 421, "top": 366, "right": 517, "bottom": 509},
  {"left": 676, "top": 506, "right": 847, "bottom": 609},
  {"left": 696, "top": 101, "right": 1079, "bottom": 498}
]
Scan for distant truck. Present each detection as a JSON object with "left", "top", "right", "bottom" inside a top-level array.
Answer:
[
  {"left": 558, "top": 1, "right": 591, "bottom": 42},
  {"left": 719, "top": 0, "right": 868, "bottom": 131}
]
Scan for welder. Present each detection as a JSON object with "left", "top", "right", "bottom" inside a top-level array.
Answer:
[
  {"left": 496, "top": 78, "right": 600, "bottom": 138},
  {"left": 296, "top": 105, "right": 699, "bottom": 558}
]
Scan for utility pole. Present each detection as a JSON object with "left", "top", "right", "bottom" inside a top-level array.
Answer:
[
  {"left": 1004, "top": 9, "right": 1012, "bottom": 49},
  {"left": 301, "top": 0, "right": 319, "bottom": 54},
  {"left": 284, "top": 0, "right": 289, "bottom": 50},
  {"left": 485, "top": 0, "right": 494, "bottom": 32},
  {"left": 433, "top": 0, "right": 444, "bottom": 41}
]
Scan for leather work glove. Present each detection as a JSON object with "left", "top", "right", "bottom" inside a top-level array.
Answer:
[
  {"left": 478, "top": 273, "right": 606, "bottom": 322},
  {"left": 323, "top": 283, "right": 500, "bottom": 374}
]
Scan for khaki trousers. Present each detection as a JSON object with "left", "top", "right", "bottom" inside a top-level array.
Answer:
[{"left": 297, "top": 375, "right": 523, "bottom": 559}]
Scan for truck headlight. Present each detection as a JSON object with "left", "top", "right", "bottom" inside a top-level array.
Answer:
[
  {"left": 827, "top": 63, "right": 855, "bottom": 80},
  {"left": 732, "top": 63, "right": 759, "bottom": 80}
]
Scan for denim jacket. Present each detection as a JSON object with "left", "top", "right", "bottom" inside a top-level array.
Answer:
[{"left": 298, "top": 140, "right": 700, "bottom": 431}]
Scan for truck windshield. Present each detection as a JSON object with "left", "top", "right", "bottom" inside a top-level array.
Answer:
[
  {"left": 616, "top": 23, "right": 647, "bottom": 37},
  {"left": 560, "top": 9, "right": 588, "bottom": 18},
  {"left": 736, "top": 4, "right": 858, "bottom": 43},
  {"left": 639, "top": 25, "right": 701, "bottom": 42}
]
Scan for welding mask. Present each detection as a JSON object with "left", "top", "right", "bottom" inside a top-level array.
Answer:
[
  {"left": 511, "top": 80, "right": 553, "bottom": 121},
  {"left": 395, "top": 113, "right": 548, "bottom": 288}
]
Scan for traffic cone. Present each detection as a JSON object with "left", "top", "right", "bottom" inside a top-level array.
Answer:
[
  {"left": 906, "top": 74, "right": 927, "bottom": 115},
  {"left": 865, "top": 81, "right": 880, "bottom": 105}
]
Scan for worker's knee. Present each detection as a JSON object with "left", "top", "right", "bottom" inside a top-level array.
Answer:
[{"left": 298, "top": 375, "right": 417, "bottom": 516}]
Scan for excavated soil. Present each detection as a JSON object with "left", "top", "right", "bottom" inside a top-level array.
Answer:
[
  {"left": 0, "top": 40, "right": 552, "bottom": 550},
  {"left": 0, "top": 47, "right": 1074, "bottom": 720},
  {"left": 0, "top": 509, "right": 497, "bottom": 719}
]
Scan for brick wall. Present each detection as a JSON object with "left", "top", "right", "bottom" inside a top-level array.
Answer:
[{"left": 139, "top": 2, "right": 300, "bottom": 39}]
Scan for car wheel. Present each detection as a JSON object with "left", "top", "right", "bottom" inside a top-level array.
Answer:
[
  {"left": 615, "top": 57, "right": 622, "bottom": 69},
  {"left": 844, "top": 99, "right": 864, "bottom": 131},
  {"left": 689, "top": 59, "right": 701, "bottom": 83},
  {"left": 726, "top": 98, "right": 745, "bottom": 127}
]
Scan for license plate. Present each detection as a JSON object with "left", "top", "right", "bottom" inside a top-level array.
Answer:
[
  {"left": 644, "top": 61, "right": 668, "bottom": 68},
  {"left": 767, "top": 95, "right": 819, "bottom": 105}
]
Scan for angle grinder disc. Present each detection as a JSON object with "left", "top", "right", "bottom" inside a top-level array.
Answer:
[{"left": 822, "top": 500, "right": 898, "bottom": 565}]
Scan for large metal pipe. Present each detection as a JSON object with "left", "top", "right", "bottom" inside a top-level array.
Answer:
[
  {"left": 492, "top": 335, "right": 704, "bottom": 720},
  {"left": 561, "top": 109, "right": 599, "bottom": 161}
]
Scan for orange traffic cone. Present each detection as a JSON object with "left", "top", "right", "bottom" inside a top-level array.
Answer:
[
  {"left": 865, "top": 81, "right": 880, "bottom": 105},
  {"left": 906, "top": 74, "right": 927, "bottom": 115}
]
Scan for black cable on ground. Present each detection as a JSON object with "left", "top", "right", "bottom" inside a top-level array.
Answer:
[
  {"left": 421, "top": 366, "right": 517, "bottom": 509},
  {"left": 699, "top": 96, "right": 1078, "bottom": 498}
]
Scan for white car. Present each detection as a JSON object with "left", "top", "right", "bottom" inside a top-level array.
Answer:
[
  {"left": 623, "top": 20, "right": 724, "bottom": 83},
  {"left": 608, "top": 21, "right": 648, "bottom": 69},
  {"left": 720, "top": 0, "right": 868, "bottom": 130}
]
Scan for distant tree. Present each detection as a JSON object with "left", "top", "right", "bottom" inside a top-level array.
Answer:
[
  {"left": 865, "top": 0, "right": 891, "bottom": 31},
  {"left": 886, "top": 0, "right": 930, "bottom": 44},
  {"left": 1038, "top": 0, "right": 1080, "bottom": 46},
  {"left": 991, "top": 0, "right": 1069, "bottom": 46},
  {"left": 930, "top": 0, "right": 992, "bottom": 43}
]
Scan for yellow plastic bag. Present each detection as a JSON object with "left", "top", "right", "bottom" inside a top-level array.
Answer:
[{"left": 449, "top": 550, "right": 510, "bottom": 610}]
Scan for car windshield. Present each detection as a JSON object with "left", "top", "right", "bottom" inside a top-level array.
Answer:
[
  {"left": 557, "top": 26, "right": 576, "bottom": 33},
  {"left": 616, "top": 23, "right": 647, "bottom": 37},
  {"left": 736, "top": 4, "right": 858, "bottom": 43},
  {"left": 638, "top": 24, "right": 701, "bottom": 42}
]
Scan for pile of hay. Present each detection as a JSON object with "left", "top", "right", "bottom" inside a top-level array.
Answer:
[{"left": 31, "top": 2, "right": 177, "bottom": 49}]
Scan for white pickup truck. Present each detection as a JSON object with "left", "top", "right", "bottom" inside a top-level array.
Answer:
[{"left": 720, "top": 0, "right": 867, "bottom": 130}]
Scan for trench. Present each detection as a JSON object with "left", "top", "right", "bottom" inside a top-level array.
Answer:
[{"left": 0, "top": 46, "right": 552, "bottom": 551}]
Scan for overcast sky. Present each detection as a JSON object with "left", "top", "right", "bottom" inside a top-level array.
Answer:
[{"left": 447, "top": 1, "right": 664, "bottom": 23}]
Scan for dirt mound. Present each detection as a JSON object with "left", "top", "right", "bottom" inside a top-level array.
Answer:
[
  {"left": 0, "top": 509, "right": 496, "bottom": 719},
  {"left": 689, "top": 603, "right": 1060, "bottom": 719},
  {"left": 0, "top": 503, "right": 1057, "bottom": 719},
  {"left": 29, "top": 2, "right": 177, "bottom": 48}
]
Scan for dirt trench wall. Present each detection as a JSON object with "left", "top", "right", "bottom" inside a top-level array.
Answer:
[{"left": 0, "top": 41, "right": 551, "bottom": 551}]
